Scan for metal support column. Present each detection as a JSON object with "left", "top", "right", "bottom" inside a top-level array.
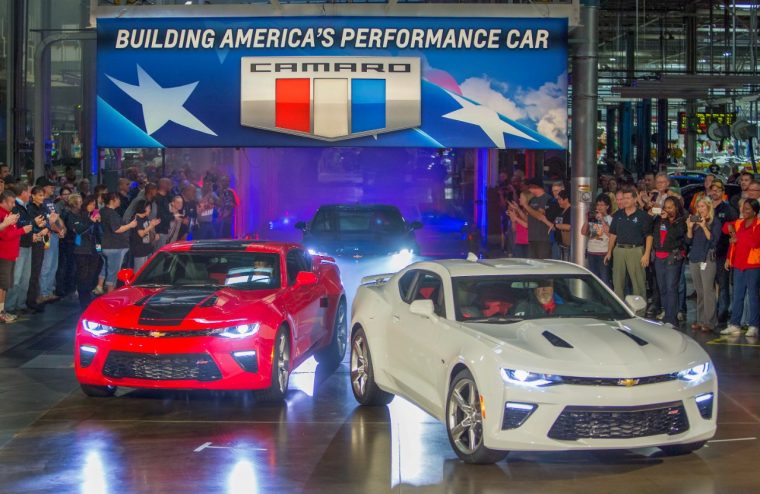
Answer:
[
  {"left": 618, "top": 102, "right": 633, "bottom": 170},
  {"left": 81, "top": 42, "right": 98, "bottom": 179},
  {"left": 606, "top": 106, "right": 616, "bottom": 169},
  {"left": 8, "top": 0, "right": 28, "bottom": 174},
  {"left": 685, "top": 2, "right": 698, "bottom": 170},
  {"left": 570, "top": 1, "right": 599, "bottom": 267},
  {"left": 657, "top": 99, "right": 669, "bottom": 168},
  {"left": 636, "top": 99, "right": 652, "bottom": 175},
  {"left": 475, "top": 148, "right": 489, "bottom": 251},
  {"left": 33, "top": 31, "right": 96, "bottom": 180}
]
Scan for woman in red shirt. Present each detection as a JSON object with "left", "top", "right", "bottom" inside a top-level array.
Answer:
[{"left": 722, "top": 199, "right": 760, "bottom": 337}]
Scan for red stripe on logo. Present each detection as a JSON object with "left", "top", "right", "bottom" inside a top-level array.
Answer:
[{"left": 275, "top": 79, "right": 310, "bottom": 133}]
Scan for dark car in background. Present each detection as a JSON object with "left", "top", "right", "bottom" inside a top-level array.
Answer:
[
  {"left": 296, "top": 204, "right": 422, "bottom": 260},
  {"left": 680, "top": 183, "right": 740, "bottom": 211}
]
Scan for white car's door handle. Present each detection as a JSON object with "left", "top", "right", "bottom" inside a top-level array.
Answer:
[{"left": 392, "top": 315, "right": 400, "bottom": 323}]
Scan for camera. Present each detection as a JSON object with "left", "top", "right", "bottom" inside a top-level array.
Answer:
[{"left": 690, "top": 214, "right": 702, "bottom": 223}]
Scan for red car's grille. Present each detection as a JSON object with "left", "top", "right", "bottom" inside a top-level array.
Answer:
[
  {"left": 111, "top": 327, "right": 221, "bottom": 338},
  {"left": 547, "top": 401, "right": 689, "bottom": 441},
  {"left": 102, "top": 351, "right": 222, "bottom": 381}
]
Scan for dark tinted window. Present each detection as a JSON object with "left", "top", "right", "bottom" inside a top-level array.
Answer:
[
  {"left": 410, "top": 272, "right": 446, "bottom": 317},
  {"left": 134, "top": 251, "right": 280, "bottom": 290},
  {"left": 311, "top": 207, "right": 406, "bottom": 234},
  {"left": 398, "top": 270, "right": 418, "bottom": 303},
  {"left": 286, "top": 249, "right": 310, "bottom": 285},
  {"left": 311, "top": 209, "right": 332, "bottom": 233}
]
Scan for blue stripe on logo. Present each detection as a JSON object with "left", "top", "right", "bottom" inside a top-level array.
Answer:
[{"left": 351, "top": 79, "right": 386, "bottom": 133}]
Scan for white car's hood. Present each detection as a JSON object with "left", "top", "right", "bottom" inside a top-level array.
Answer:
[{"left": 463, "top": 317, "right": 704, "bottom": 377}]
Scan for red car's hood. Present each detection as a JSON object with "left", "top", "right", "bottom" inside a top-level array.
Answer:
[{"left": 84, "top": 285, "right": 280, "bottom": 330}]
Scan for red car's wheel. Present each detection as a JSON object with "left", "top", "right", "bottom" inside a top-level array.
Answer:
[
  {"left": 315, "top": 297, "right": 347, "bottom": 368},
  {"left": 80, "top": 384, "right": 116, "bottom": 398},
  {"left": 257, "top": 326, "right": 290, "bottom": 402}
]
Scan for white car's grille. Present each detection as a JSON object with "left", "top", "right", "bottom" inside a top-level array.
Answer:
[{"left": 547, "top": 401, "right": 689, "bottom": 440}]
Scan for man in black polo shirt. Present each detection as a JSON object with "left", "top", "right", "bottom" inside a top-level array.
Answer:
[
  {"left": 520, "top": 178, "right": 554, "bottom": 259},
  {"left": 605, "top": 185, "right": 653, "bottom": 300}
]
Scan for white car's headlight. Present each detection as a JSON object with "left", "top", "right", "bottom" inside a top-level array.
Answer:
[
  {"left": 82, "top": 319, "right": 113, "bottom": 336},
  {"left": 216, "top": 323, "right": 260, "bottom": 339},
  {"left": 501, "top": 368, "right": 558, "bottom": 387},
  {"left": 677, "top": 362, "right": 711, "bottom": 382}
]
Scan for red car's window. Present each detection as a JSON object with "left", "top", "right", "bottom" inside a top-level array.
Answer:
[{"left": 133, "top": 251, "right": 281, "bottom": 290}]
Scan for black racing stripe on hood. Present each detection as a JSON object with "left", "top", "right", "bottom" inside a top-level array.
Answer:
[
  {"left": 617, "top": 328, "right": 649, "bottom": 346},
  {"left": 138, "top": 287, "right": 218, "bottom": 326},
  {"left": 542, "top": 330, "right": 573, "bottom": 348}
]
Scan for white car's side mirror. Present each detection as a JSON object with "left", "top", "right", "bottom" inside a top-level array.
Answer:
[
  {"left": 625, "top": 295, "right": 647, "bottom": 314},
  {"left": 409, "top": 299, "right": 436, "bottom": 319}
]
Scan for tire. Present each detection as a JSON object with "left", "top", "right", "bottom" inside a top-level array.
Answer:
[
  {"left": 350, "top": 327, "right": 394, "bottom": 406},
  {"left": 446, "top": 369, "right": 507, "bottom": 464},
  {"left": 256, "top": 327, "right": 291, "bottom": 402},
  {"left": 659, "top": 441, "right": 707, "bottom": 456},
  {"left": 315, "top": 297, "right": 347, "bottom": 368},
  {"left": 80, "top": 384, "right": 116, "bottom": 398}
]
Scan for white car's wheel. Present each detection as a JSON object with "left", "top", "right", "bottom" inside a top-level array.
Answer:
[
  {"left": 446, "top": 369, "right": 507, "bottom": 464},
  {"left": 350, "top": 328, "right": 394, "bottom": 406}
]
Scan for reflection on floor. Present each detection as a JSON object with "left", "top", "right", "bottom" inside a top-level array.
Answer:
[{"left": 1, "top": 293, "right": 759, "bottom": 493}]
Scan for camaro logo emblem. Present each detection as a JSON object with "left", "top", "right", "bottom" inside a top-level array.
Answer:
[
  {"left": 617, "top": 378, "right": 639, "bottom": 387},
  {"left": 240, "top": 56, "right": 421, "bottom": 141},
  {"left": 149, "top": 331, "right": 166, "bottom": 338}
]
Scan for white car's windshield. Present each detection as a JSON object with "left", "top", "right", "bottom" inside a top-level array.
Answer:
[{"left": 452, "top": 275, "right": 630, "bottom": 323}]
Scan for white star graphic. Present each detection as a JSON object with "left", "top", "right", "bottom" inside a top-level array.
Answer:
[
  {"left": 107, "top": 65, "right": 217, "bottom": 136},
  {"left": 442, "top": 93, "right": 535, "bottom": 148}
]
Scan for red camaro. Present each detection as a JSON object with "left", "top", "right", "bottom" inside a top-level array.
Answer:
[{"left": 74, "top": 240, "right": 346, "bottom": 400}]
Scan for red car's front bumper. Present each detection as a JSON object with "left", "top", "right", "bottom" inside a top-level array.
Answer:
[{"left": 75, "top": 330, "right": 277, "bottom": 391}]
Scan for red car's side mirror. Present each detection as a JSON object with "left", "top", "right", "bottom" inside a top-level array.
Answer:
[
  {"left": 117, "top": 268, "right": 135, "bottom": 285},
  {"left": 294, "top": 271, "right": 317, "bottom": 287}
]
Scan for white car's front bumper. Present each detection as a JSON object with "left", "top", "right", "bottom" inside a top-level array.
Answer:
[{"left": 481, "top": 374, "right": 717, "bottom": 452}]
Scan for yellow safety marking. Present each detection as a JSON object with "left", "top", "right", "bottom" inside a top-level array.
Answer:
[{"left": 706, "top": 337, "right": 760, "bottom": 348}]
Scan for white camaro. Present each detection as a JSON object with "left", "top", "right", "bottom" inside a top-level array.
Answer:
[{"left": 349, "top": 258, "right": 717, "bottom": 464}]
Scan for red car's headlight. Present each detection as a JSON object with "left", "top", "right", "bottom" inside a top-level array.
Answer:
[
  {"left": 82, "top": 319, "right": 114, "bottom": 336},
  {"left": 215, "top": 323, "right": 260, "bottom": 339}
]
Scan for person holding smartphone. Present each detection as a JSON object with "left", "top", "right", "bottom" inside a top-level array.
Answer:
[
  {"left": 0, "top": 190, "right": 33, "bottom": 323},
  {"left": 582, "top": 193, "right": 613, "bottom": 286},
  {"left": 66, "top": 195, "right": 101, "bottom": 309},
  {"left": 94, "top": 193, "right": 137, "bottom": 294},
  {"left": 685, "top": 198, "right": 722, "bottom": 332},
  {"left": 651, "top": 196, "right": 687, "bottom": 326},
  {"left": 24, "top": 186, "right": 51, "bottom": 312}
]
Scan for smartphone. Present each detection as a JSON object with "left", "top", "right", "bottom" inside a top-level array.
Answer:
[{"left": 651, "top": 207, "right": 662, "bottom": 215}]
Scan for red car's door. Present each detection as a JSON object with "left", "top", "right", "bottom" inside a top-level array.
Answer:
[{"left": 284, "top": 249, "right": 323, "bottom": 358}]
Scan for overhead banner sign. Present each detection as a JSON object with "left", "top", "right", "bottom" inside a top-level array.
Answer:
[{"left": 97, "top": 17, "right": 568, "bottom": 149}]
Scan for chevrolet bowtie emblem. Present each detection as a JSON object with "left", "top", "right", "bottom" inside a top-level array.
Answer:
[
  {"left": 618, "top": 378, "right": 639, "bottom": 387},
  {"left": 149, "top": 331, "right": 166, "bottom": 338}
]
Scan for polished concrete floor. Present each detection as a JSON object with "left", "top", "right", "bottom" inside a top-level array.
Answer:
[{"left": 1, "top": 292, "right": 759, "bottom": 493}]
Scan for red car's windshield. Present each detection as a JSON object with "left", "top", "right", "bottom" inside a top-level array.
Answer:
[{"left": 134, "top": 251, "right": 281, "bottom": 290}]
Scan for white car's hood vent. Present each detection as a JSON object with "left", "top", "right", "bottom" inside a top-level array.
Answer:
[
  {"left": 616, "top": 328, "right": 649, "bottom": 346},
  {"left": 542, "top": 330, "right": 573, "bottom": 349}
]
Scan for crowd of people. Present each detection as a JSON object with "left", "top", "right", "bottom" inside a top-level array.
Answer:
[
  {"left": 498, "top": 166, "right": 760, "bottom": 338},
  {"left": 0, "top": 164, "right": 239, "bottom": 322}
]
